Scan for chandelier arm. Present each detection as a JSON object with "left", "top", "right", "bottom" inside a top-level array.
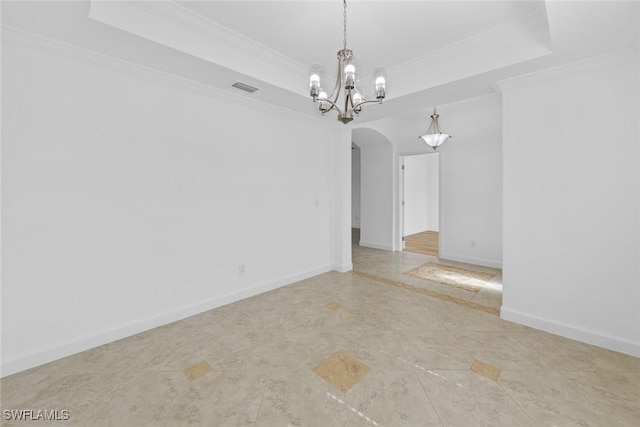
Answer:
[
  {"left": 318, "top": 97, "right": 343, "bottom": 115},
  {"left": 347, "top": 87, "right": 366, "bottom": 109},
  {"left": 345, "top": 87, "right": 353, "bottom": 111},
  {"left": 353, "top": 99, "right": 380, "bottom": 109},
  {"left": 329, "top": 60, "right": 343, "bottom": 104}
]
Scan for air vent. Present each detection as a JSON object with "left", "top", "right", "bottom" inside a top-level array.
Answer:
[{"left": 231, "top": 82, "right": 259, "bottom": 93}]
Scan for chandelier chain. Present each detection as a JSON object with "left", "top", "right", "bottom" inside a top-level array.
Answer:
[{"left": 343, "top": 0, "right": 347, "bottom": 50}]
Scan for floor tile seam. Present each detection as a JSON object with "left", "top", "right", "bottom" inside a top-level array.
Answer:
[
  {"left": 340, "top": 391, "right": 369, "bottom": 427},
  {"left": 440, "top": 331, "right": 486, "bottom": 365},
  {"left": 557, "top": 368, "right": 640, "bottom": 373},
  {"left": 450, "top": 333, "right": 551, "bottom": 363},
  {"left": 155, "top": 376, "right": 192, "bottom": 427},
  {"left": 269, "top": 321, "right": 288, "bottom": 365},
  {"left": 66, "top": 368, "right": 191, "bottom": 376},
  {"left": 251, "top": 382, "right": 270, "bottom": 427},
  {"left": 418, "top": 309, "right": 449, "bottom": 332},
  {"left": 31, "top": 369, "right": 140, "bottom": 375},
  {"left": 493, "top": 374, "right": 539, "bottom": 426},
  {"left": 552, "top": 368, "right": 626, "bottom": 385},
  {"left": 389, "top": 328, "right": 434, "bottom": 372},
  {"left": 409, "top": 365, "right": 446, "bottom": 427},
  {"left": 390, "top": 327, "right": 414, "bottom": 354},
  {"left": 450, "top": 330, "right": 537, "bottom": 336}
]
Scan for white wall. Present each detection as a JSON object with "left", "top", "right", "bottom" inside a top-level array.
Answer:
[
  {"left": 353, "top": 129, "right": 394, "bottom": 251},
  {"left": 1, "top": 37, "right": 343, "bottom": 375},
  {"left": 353, "top": 119, "right": 401, "bottom": 251},
  {"left": 426, "top": 154, "right": 439, "bottom": 231},
  {"left": 397, "top": 94, "right": 503, "bottom": 267},
  {"left": 438, "top": 96, "right": 502, "bottom": 268},
  {"left": 500, "top": 49, "right": 639, "bottom": 357},
  {"left": 351, "top": 146, "right": 361, "bottom": 228},
  {"left": 403, "top": 155, "right": 429, "bottom": 236},
  {"left": 330, "top": 127, "right": 353, "bottom": 273}
]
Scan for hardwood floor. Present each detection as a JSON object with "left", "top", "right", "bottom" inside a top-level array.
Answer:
[
  {"left": 404, "top": 230, "right": 439, "bottom": 256},
  {"left": 352, "top": 228, "right": 438, "bottom": 257}
]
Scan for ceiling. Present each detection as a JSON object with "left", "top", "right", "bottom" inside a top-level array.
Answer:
[
  {"left": 2, "top": 1, "right": 639, "bottom": 125},
  {"left": 176, "top": 0, "right": 543, "bottom": 75}
]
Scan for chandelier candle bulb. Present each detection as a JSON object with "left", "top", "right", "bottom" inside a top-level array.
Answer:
[
  {"left": 373, "top": 67, "right": 387, "bottom": 100},
  {"left": 309, "top": 73, "right": 320, "bottom": 97},
  {"left": 318, "top": 91, "right": 330, "bottom": 113},
  {"left": 344, "top": 64, "right": 356, "bottom": 88},
  {"left": 352, "top": 93, "right": 363, "bottom": 113}
]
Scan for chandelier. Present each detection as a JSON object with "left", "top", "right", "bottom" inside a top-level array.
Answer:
[
  {"left": 308, "top": 0, "right": 387, "bottom": 124},
  {"left": 419, "top": 108, "right": 452, "bottom": 150}
]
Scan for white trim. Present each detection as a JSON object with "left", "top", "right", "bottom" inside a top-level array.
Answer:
[
  {"left": 1, "top": 265, "right": 332, "bottom": 377},
  {"left": 501, "top": 307, "right": 640, "bottom": 358},
  {"left": 496, "top": 47, "right": 640, "bottom": 93},
  {"left": 389, "top": 10, "right": 551, "bottom": 99},
  {"left": 438, "top": 252, "right": 502, "bottom": 269},
  {"left": 359, "top": 241, "right": 394, "bottom": 252},
  {"left": 332, "top": 263, "right": 353, "bottom": 273},
  {"left": 1, "top": 25, "right": 333, "bottom": 129},
  {"left": 125, "top": 0, "right": 304, "bottom": 71},
  {"left": 88, "top": 0, "right": 306, "bottom": 96}
]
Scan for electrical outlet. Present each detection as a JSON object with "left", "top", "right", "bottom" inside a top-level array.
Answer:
[{"left": 238, "top": 264, "right": 246, "bottom": 275}]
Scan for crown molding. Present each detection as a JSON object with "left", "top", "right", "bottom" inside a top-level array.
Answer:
[
  {"left": 1, "top": 25, "right": 335, "bottom": 129},
  {"left": 88, "top": 0, "right": 307, "bottom": 97},
  {"left": 496, "top": 47, "right": 640, "bottom": 94},
  {"left": 389, "top": 10, "right": 552, "bottom": 99}
]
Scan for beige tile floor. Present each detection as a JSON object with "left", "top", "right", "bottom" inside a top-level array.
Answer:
[{"left": 1, "top": 245, "right": 639, "bottom": 426}]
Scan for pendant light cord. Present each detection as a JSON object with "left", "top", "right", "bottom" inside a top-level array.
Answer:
[{"left": 343, "top": 0, "right": 348, "bottom": 50}]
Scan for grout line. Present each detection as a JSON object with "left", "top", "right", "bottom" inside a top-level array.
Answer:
[
  {"left": 158, "top": 380, "right": 191, "bottom": 427},
  {"left": 410, "top": 364, "right": 446, "bottom": 427},
  {"left": 252, "top": 382, "right": 269, "bottom": 427},
  {"left": 494, "top": 375, "right": 539, "bottom": 425}
]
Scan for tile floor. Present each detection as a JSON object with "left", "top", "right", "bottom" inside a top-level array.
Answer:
[{"left": 1, "top": 245, "right": 639, "bottom": 426}]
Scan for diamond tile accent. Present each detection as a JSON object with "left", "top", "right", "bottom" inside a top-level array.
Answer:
[
  {"left": 325, "top": 302, "right": 342, "bottom": 311},
  {"left": 313, "top": 351, "right": 371, "bottom": 392},
  {"left": 470, "top": 360, "right": 501, "bottom": 381},
  {"left": 184, "top": 360, "right": 213, "bottom": 381}
]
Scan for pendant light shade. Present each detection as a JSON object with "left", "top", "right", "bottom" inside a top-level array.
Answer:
[{"left": 419, "top": 107, "right": 451, "bottom": 150}]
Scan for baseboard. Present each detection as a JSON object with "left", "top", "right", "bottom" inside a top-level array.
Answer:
[
  {"left": 501, "top": 306, "right": 640, "bottom": 358},
  {"left": 438, "top": 252, "right": 502, "bottom": 269},
  {"left": 1, "top": 264, "right": 332, "bottom": 377},
  {"left": 332, "top": 263, "right": 353, "bottom": 273},
  {"left": 359, "top": 241, "right": 394, "bottom": 251}
]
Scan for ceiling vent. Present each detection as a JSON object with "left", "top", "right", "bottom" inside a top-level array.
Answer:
[{"left": 231, "top": 82, "right": 259, "bottom": 93}]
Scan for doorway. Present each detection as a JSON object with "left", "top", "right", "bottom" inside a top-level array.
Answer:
[{"left": 401, "top": 153, "right": 440, "bottom": 256}]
